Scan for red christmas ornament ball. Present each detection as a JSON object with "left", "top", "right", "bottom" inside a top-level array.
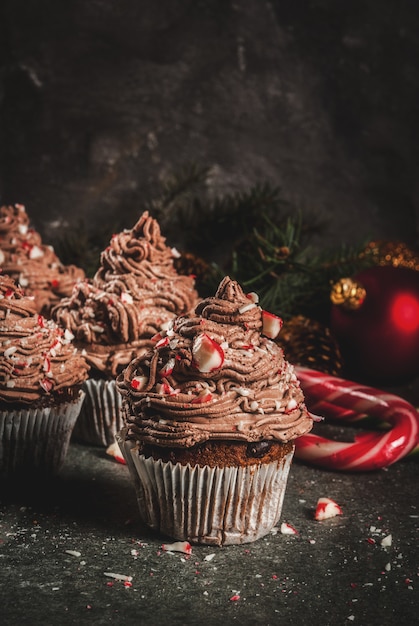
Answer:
[{"left": 330, "top": 265, "right": 419, "bottom": 385}]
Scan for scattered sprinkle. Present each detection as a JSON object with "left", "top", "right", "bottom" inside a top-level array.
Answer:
[
  {"left": 104, "top": 572, "right": 133, "bottom": 582},
  {"left": 65, "top": 550, "right": 81, "bottom": 558}
]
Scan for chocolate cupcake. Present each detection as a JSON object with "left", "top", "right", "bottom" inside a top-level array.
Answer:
[
  {"left": 0, "top": 203, "right": 85, "bottom": 315},
  {"left": 52, "top": 211, "right": 198, "bottom": 446},
  {"left": 0, "top": 275, "right": 89, "bottom": 476},
  {"left": 117, "top": 276, "right": 313, "bottom": 545}
]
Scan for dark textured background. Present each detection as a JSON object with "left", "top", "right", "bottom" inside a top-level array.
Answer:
[{"left": 1, "top": 0, "right": 419, "bottom": 254}]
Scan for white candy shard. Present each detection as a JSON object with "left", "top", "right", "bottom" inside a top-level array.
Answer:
[
  {"left": 29, "top": 245, "right": 44, "bottom": 259},
  {"left": 65, "top": 550, "right": 82, "bottom": 557},
  {"left": 104, "top": 572, "right": 133, "bottom": 582},
  {"left": 381, "top": 534, "right": 392, "bottom": 548},
  {"left": 238, "top": 302, "right": 257, "bottom": 314}
]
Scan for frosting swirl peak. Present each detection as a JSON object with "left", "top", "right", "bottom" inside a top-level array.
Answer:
[
  {"left": 0, "top": 275, "right": 89, "bottom": 405},
  {"left": 0, "top": 204, "right": 85, "bottom": 314},
  {"left": 52, "top": 211, "right": 198, "bottom": 377},
  {"left": 117, "top": 277, "right": 313, "bottom": 447}
]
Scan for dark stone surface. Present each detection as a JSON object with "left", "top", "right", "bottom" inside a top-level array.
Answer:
[
  {"left": 1, "top": 5, "right": 419, "bottom": 621},
  {"left": 1, "top": 441, "right": 418, "bottom": 626},
  {"left": 0, "top": 0, "right": 419, "bottom": 254}
]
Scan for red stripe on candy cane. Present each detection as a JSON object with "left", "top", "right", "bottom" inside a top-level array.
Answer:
[{"left": 294, "top": 367, "right": 419, "bottom": 471}]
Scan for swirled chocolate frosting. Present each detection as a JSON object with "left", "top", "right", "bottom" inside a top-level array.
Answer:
[
  {"left": 52, "top": 212, "right": 198, "bottom": 377},
  {"left": 0, "top": 275, "right": 89, "bottom": 406},
  {"left": 0, "top": 204, "right": 85, "bottom": 314},
  {"left": 117, "top": 276, "right": 313, "bottom": 447}
]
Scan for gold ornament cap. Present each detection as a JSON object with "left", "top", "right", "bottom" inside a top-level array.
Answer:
[{"left": 330, "top": 277, "right": 366, "bottom": 310}]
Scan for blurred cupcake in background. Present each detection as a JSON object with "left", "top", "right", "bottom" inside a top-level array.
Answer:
[
  {"left": 0, "top": 274, "right": 89, "bottom": 477},
  {"left": 52, "top": 211, "right": 198, "bottom": 447},
  {"left": 0, "top": 204, "right": 85, "bottom": 315}
]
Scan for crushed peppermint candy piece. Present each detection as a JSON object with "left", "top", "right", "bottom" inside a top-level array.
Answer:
[
  {"left": 238, "top": 302, "right": 257, "bottom": 314},
  {"left": 161, "top": 541, "right": 192, "bottom": 555},
  {"left": 261, "top": 310, "right": 283, "bottom": 339},
  {"left": 4, "top": 346, "right": 17, "bottom": 357},
  {"left": 64, "top": 329, "right": 74, "bottom": 342},
  {"left": 190, "top": 390, "right": 213, "bottom": 404},
  {"left": 286, "top": 398, "right": 297, "bottom": 411},
  {"left": 104, "top": 572, "right": 133, "bottom": 582},
  {"left": 156, "top": 381, "right": 179, "bottom": 395},
  {"left": 106, "top": 442, "right": 126, "bottom": 464},
  {"left": 65, "top": 550, "right": 82, "bottom": 557},
  {"left": 280, "top": 522, "right": 298, "bottom": 535},
  {"left": 120, "top": 291, "right": 133, "bottom": 304},
  {"left": 246, "top": 291, "right": 259, "bottom": 303},
  {"left": 159, "top": 358, "right": 176, "bottom": 377},
  {"left": 231, "top": 386, "right": 251, "bottom": 397},
  {"left": 29, "top": 245, "right": 44, "bottom": 259},
  {"left": 40, "top": 378, "right": 54, "bottom": 393},
  {"left": 131, "top": 376, "right": 148, "bottom": 391},
  {"left": 192, "top": 333, "right": 224, "bottom": 373},
  {"left": 19, "top": 274, "right": 29, "bottom": 287},
  {"left": 314, "top": 497, "right": 343, "bottom": 521},
  {"left": 381, "top": 534, "right": 392, "bottom": 548},
  {"left": 204, "top": 553, "right": 216, "bottom": 562}
]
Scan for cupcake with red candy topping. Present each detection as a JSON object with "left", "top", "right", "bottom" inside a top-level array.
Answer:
[
  {"left": 52, "top": 211, "right": 198, "bottom": 447},
  {"left": 0, "top": 203, "right": 85, "bottom": 315},
  {"left": 0, "top": 274, "right": 89, "bottom": 476},
  {"left": 116, "top": 276, "right": 313, "bottom": 546}
]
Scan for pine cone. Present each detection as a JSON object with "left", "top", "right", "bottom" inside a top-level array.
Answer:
[
  {"left": 276, "top": 315, "right": 344, "bottom": 376},
  {"left": 174, "top": 251, "right": 210, "bottom": 284}
]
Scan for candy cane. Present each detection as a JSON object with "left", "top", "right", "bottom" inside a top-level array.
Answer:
[{"left": 295, "top": 367, "right": 419, "bottom": 471}]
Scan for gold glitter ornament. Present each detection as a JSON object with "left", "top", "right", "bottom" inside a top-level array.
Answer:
[
  {"left": 330, "top": 277, "right": 366, "bottom": 311},
  {"left": 362, "top": 240, "right": 419, "bottom": 272}
]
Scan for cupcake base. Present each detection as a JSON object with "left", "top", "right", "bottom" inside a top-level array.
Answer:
[
  {"left": 0, "top": 391, "right": 85, "bottom": 476},
  {"left": 72, "top": 379, "right": 123, "bottom": 447},
  {"left": 118, "top": 429, "right": 294, "bottom": 546}
]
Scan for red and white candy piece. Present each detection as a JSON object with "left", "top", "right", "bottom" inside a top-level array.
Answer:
[
  {"left": 262, "top": 311, "right": 283, "bottom": 339},
  {"left": 295, "top": 367, "right": 419, "bottom": 471},
  {"left": 192, "top": 333, "right": 224, "bottom": 373},
  {"left": 131, "top": 375, "right": 148, "bottom": 391},
  {"left": 106, "top": 442, "right": 126, "bottom": 465},
  {"left": 161, "top": 541, "right": 192, "bottom": 555},
  {"left": 280, "top": 522, "right": 299, "bottom": 535},
  {"left": 314, "top": 497, "right": 342, "bottom": 521}
]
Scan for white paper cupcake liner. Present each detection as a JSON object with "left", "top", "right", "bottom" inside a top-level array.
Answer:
[
  {"left": 72, "top": 378, "right": 123, "bottom": 447},
  {"left": 0, "top": 390, "right": 85, "bottom": 476},
  {"left": 118, "top": 428, "right": 294, "bottom": 546}
]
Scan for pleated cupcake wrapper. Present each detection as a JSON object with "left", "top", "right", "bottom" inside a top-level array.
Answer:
[
  {"left": 0, "top": 391, "right": 85, "bottom": 476},
  {"left": 73, "top": 378, "right": 123, "bottom": 447},
  {"left": 118, "top": 428, "right": 294, "bottom": 546}
]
